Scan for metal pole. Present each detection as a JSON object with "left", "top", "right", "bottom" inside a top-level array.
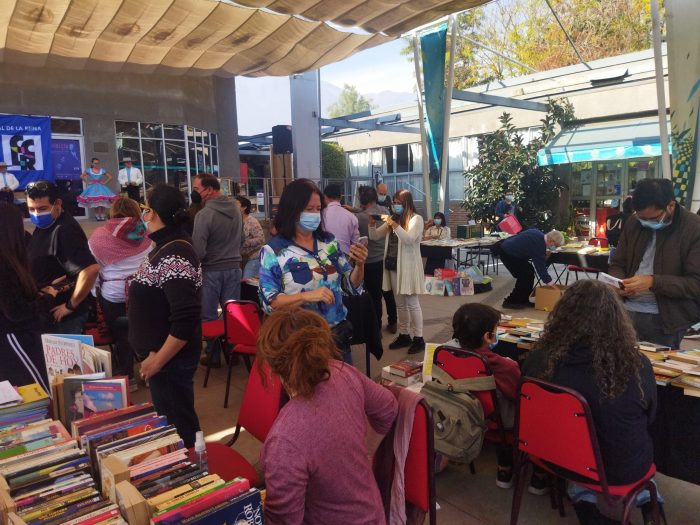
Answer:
[
  {"left": 651, "top": 0, "right": 672, "bottom": 180},
  {"left": 544, "top": 0, "right": 592, "bottom": 70},
  {"left": 439, "top": 15, "right": 458, "bottom": 217},
  {"left": 459, "top": 34, "right": 537, "bottom": 73},
  {"left": 412, "top": 35, "right": 432, "bottom": 218}
]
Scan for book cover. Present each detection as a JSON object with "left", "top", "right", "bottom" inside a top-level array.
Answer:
[
  {"left": 388, "top": 359, "right": 422, "bottom": 378},
  {"left": 80, "top": 345, "right": 113, "bottom": 377},
  {"left": 459, "top": 277, "right": 474, "bottom": 296},
  {"left": 381, "top": 367, "right": 422, "bottom": 387},
  {"left": 61, "top": 376, "right": 107, "bottom": 428},
  {"left": 41, "top": 335, "right": 83, "bottom": 387},
  {"left": 46, "top": 334, "right": 94, "bottom": 346},
  {"left": 82, "top": 380, "right": 128, "bottom": 414},
  {"left": 178, "top": 488, "right": 262, "bottom": 525},
  {"left": 72, "top": 403, "right": 154, "bottom": 441},
  {"left": 430, "top": 279, "right": 445, "bottom": 296}
]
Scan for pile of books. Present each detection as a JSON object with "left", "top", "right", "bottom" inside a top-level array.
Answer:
[
  {"left": 51, "top": 375, "right": 130, "bottom": 429},
  {"left": 381, "top": 360, "right": 423, "bottom": 387},
  {"left": 41, "top": 334, "right": 112, "bottom": 387},
  {"left": 0, "top": 383, "right": 50, "bottom": 430},
  {"left": 497, "top": 317, "right": 544, "bottom": 350}
]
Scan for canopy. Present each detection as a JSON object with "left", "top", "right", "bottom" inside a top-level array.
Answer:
[
  {"left": 0, "top": 0, "right": 490, "bottom": 77},
  {"left": 537, "top": 117, "right": 673, "bottom": 167}
]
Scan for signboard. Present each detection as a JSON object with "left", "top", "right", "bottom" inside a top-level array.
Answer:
[
  {"left": 0, "top": 115, "right": 53, "bottom": 189},
  {"left": 372, "top": 165, "right": 383, "bottom": 185},
  {"left": 51, "top": 138, "right": 83, "bottom": 180}
]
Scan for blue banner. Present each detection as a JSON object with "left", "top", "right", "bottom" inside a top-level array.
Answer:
[
  {"left": 52, "top": 138, "right": 83, "bottom": 180},
  {"left": 421, "top": 23, "right": 447, "bottom": 216},
  {"left": 0, "top": 115, "right": 52, "bottom": 189}
]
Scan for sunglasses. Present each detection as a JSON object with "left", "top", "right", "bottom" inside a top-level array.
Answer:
[{"left": 25, "top": 181, "right": 53, "bottom": 192}]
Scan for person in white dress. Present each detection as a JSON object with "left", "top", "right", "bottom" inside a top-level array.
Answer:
[
  {"left": 117, "top": 157, "right": 144, "bottom": 202},
  {"left": 0, "top": 161, "right": 19, "bottom": 204}
]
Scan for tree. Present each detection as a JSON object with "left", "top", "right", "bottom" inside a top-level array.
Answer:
[
  {"left": 327, "top": 84, "right": 374, "bottom": 118},
  {"left": 321, "top": 142, "right": 346, "bottom": 179},
  {"left": 463, "top": 98, "right": 575, "bottom": 232}
]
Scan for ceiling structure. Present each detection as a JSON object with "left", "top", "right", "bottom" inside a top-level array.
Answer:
[{"left": 0, "top": 0, "right": 490, "bottom": 77}]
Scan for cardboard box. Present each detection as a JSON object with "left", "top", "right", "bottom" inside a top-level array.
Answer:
[{"left": 533, "top": 285, "right": 566, "bottom": 312}]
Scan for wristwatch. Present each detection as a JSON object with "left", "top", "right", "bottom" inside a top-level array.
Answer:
[{"left": 65, "top": 298, "right": 76, "bottom": 312}]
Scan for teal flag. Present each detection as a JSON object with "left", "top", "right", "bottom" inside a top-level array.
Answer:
[{"left": 421, "top": 24, "right": 448, "bottom": 216}]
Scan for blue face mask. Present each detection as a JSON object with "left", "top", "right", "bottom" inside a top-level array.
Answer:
[
  {"left": 299, "top": 212, "right": 321, "bottom": 232},
  {"left": 393, "top": 204, "right": 404, "bottom": 215},
  {"left": 505, "top": 194, "right": 514, "bottom": 203},
  {"left": 488, "top": 332, "right": 499, "bottom": 350},
  {"left": 29, "top": 210, "right": 56, "bottom": 229},
  {"left": 639, "top": 210, "right": 670, "bottom": 231},
  {"left": 434, "top": 218, "right": 442, "bottom": 226}
]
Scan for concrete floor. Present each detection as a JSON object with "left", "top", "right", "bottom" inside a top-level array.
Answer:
[{"left": 128, "top": 261, "right": 700, "bottom": 524}]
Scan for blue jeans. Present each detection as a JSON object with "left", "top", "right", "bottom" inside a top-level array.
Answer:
[
  {"left": 201, "top": 268, "right": 242, "bottom": 321},
  {"left": 55, "top": 310, "right": 90, "bottom": 335},
  {"left": 568, "top": 478, "right": 663, "bottom": 507},
  {"left": 242, "top": 258, "right": 261, "bottom": 279}
]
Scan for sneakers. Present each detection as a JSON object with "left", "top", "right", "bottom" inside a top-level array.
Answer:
[
  {"left": 386, "top": 323, "right": 398, "bottom": 334},
  {"left": 496, "top": 468, "right": 513, "bottom": 489},
  {"left": 389, "top": 334, "right": 412, "bottom": 349},
  {"left": 407, "top": 336, "right": 426, "bottom": 355},
  {"left": 528, "top": 473, "right": 549, "bottom": 496}
]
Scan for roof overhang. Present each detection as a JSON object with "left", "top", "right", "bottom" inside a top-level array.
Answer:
[{"left": 0, "top": 0, "right": 491, "bottom": 77}]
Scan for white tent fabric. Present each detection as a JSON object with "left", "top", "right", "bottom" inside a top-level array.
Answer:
[{"left": 0, "top": 0, "right": 490, "bottom": 76}]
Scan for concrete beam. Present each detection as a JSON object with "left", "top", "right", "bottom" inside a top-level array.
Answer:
[{"left": 451, "top": 89, "right": 548, "bottom": 112}]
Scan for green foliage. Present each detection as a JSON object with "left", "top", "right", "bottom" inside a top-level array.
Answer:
[
  {"left": 463, "top": 98, "right": 575, "bottom": 231},
  {"left": 327, "top": 84, "right": 375, "bottom": 118},
  {"left": 321, "top": 142, "right": 346, "bottom": 179}
]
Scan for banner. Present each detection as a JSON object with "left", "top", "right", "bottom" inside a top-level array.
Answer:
[
  {"left": 666, "top": 0, "right": 700, "bottom": 208},
  {"left": 51, "top": 138, "right": 83, "bottom": 181},
  {"left": 421, "top": 23, "right": 448, "bottom": 216},
  {"left": 0, "top": 115, "right": 52, "bottom": 189}
]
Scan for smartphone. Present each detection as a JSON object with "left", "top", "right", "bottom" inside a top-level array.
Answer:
[
  {"left": 357, "top": 236, "right": 368, "bottom": 246},
  {"left": 370, "top": 214, "right": 383, "bottom": 221}
]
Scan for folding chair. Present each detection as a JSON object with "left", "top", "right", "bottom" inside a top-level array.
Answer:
[
  {"left": 222, "top": 300, "right": 263, "bottom": 408},
  {"left": 201, "top": 359, "right": 283, "bottom": 486},
  {"left": 510, "top": 377, "right": 661, "bottom": 525},
  {"left": 404, "top": 398, "right": 437, "bottom": 525},
  {"left": 565, "top": 238, "right": 608, "bottom": 284},
  {"left": 201, "top": 319, "right": 225, "bottom": 388}
]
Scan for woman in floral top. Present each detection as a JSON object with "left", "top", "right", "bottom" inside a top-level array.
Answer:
[
  {"left": 258, "top": 179, "right": 368, "bottom": 363},
  {"left": 235, "top": 196, "right": 265, "bottom": 279}
]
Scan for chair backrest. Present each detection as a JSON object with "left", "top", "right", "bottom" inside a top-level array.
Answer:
[
  {"left": 516, "top": 378, "right": 607, "bottom": 487},
  {"left": 237, "top": 359, "right": 283, "bottom": 443},
  {"left": 433, "top": 345, "right": 497, "bottom": 419},
  {"left": 589, "top": 237, "right": 609, "bottom": 248},
  {"left": 404, "top": 399, "right": 436, "bottom": 525},
  {"left": 224, "top": 300, "right": 262, "bottom": 347}
]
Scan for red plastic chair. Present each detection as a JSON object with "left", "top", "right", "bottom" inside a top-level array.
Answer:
[
  {"left": 202, "top": 359, "right": 283, "bottom": 486},
  {"left": 222, "top": 300, "right": 263, "bottom": 408},
  {"left": 83, "top": 326, "right": 114, "bottom": 353},
  {"left": 565, "top": 238, "right": 609, "bottom": 284},
  {"left": 510, "top": 378, "right": 661, "bottom": 525},
  {"left": 201, "top": 319, "right": 225, "bottom": 388},
  {"left": 404, "top": 398, "right": 437, "bottom": 525}
]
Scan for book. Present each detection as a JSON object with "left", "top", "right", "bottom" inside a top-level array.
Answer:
[
  {"left": 598, "top": 272, "right": 624, "bottom": 289},
  {"left": 388, "top": 360, "right": 422, "bottom": 378},
  {"left": 82, "top": 379, "right": 129, "bottom": 414},
  {"left": 178, "top": 488, "right": 263, "bottom": 525},
  {"left": 46, "top": 334, "right": 94, "bottom": 346},
  {"left": 72, "top": 403, "right": 155, "bottom": 441},
  {"left": 430, "top": 279, "right": 445, "bottom": 296},
  {"left": 61, "top": 375, "right": 108, "bottom": 428},
  {"left": 638, "top": 341, "right": 672, "bottom": 353},
  {"left": 381, "top": 367, "right": 422, "bottom": 387},
  {"left": 42, "top": 335, "right": 83, "bottom": 386},
  {"left": 459, "top": 277, "right": 474, "bottom": 296},
  {"left": 0, "top": 381, "right": 23, "bottom": 407}
]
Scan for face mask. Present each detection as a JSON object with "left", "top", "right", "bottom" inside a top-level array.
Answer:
[
  {"left": 393, "top": 204, "right": 404, "bottom": 215},
  {"left": 30, "top": 210, "right": 56, "bottom": 229},
  {"left": 488, "top": 332, "right": 499, "bottom": 350},
  {"left": 505, "top": 194, "right": 514, "bottom": 203},
  {"left": 298, "top": 212, "right": 321, "bottom": 232},
  {"left": 639, "top": 209, "right": 671, "bottom": 231},
  {"left": 378, "top": 194, "right": 387, "bottom": 201},
  {"left": 434, "top": 218, "right": 442, "bottom": 226},
  {"left": 190, "top": 190, "right": 202, "bottom": 204},
  {"left": 127, "top": 220, "right": 148, "bottom": 241}
]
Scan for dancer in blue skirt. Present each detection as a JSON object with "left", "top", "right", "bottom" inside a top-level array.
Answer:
[{"left": 77, "top": 157, "right": 118, "bottom": 220}]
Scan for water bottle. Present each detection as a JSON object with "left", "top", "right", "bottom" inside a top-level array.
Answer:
[{"left": 190, "top": 431, "right": 208, "bottom": 471}]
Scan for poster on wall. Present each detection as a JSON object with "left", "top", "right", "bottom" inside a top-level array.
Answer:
[
  {"left": 0, "top": 115, "right": 52, "bottom": 189},
  {"left": 51, "top": 138, "right": 83, "bottom": 180}
]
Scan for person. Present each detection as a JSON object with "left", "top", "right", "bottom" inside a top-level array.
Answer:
[
  {"left": 258, "top": 307, "right": 398, "bottom": 524},
  {"left": 191, "top": 173, "right": 242, "bottom": 365},
  {"left": 0, "top": 161, "right": 19, "bottom": 204},
  {"left": 423, "top": 211, "right": 452, "bottom": 275},
  {"left": 182, "top": 189, "right": 204, "bottom": 237},
  {"left": 493, "top": 229, "right": 564, "bottom": 309},
  {"left": 0, "top": 203, "right": 56, "bottom": 392},
  {"left": 117, "top": 157, "right": 143, "bottom": 202},
  {"left": 444, "top": 303, "right": 521, "bottom": 489},
  {"left": 235, "top": 196, "right": 265, "bottom": 279},
  {"left": 322, "top": 183, "right": 359, "bottom": 255},
  {"left": 376, "top": 183, "right": 393, "bottom": 212},
  {"left": 495, "top": 189, "right": 517, "bottom": 223},
  {"left": 609, "top": 178, "right": 700, "bottom": 349},
  {"left": 522, "top": 280, "right": 659, "bottom": 525},
  {"left": 258, "top": 179, "right": 368, "bottom": 364},
  {"left": 128, "top": 184, "right": 202, "bottom": 448},
  {"left": 77, "top": 157, "right": 118, "bottom": 221},
  {"left": 605, "top": 196, "right": 633, "bottom": 249},
  {"left": 356, "top": 187, "right": 397, "bottom": 333},
  {"left": 26, "top": 181, "right": 100, "bottom": 334},
  {"left": 369, "top": 189, "right": 425, "bottom": 354},
  {"left": 88, "top": 198, "right": 152, "bottom": 391}
]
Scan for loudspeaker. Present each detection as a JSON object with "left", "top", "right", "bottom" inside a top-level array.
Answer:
[{"left": 272, "top": 125, "right": 293, "bottom": 154}]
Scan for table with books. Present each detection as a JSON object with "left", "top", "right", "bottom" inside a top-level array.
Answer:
[{"left": 547, "top": 245, "right": 610, "bottom": 283}]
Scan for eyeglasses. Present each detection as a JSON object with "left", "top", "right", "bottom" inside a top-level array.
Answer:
[
  {"left": 25, "top": 181, "right": 52, "bottom": 192},
  {"left": 139, "top": 204, "right": 152, "bottom": 214}
]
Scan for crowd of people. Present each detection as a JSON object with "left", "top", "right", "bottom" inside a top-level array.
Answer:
[{"left": 0, "top": 170, "right": 698, "bottom": 525}]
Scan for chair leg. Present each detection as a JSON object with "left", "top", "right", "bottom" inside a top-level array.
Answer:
[
  {"left": 469, "top": 461, "right": 476, "bottom": 475},
  {"left": 202, "top": 342, "right": 213, "bottom": 388},
  {"left": 223, "top": 353, "right": 234, "bottom": 409},
  {"left": 556, "top": 477, "right": 566, "bottom": 517},
  {"left": 621, "top": 481, "right": 660, "bottom": 525},
  {"left": 242, "top": 354, "right": 252, "bottom": 372},
  {"left": 548, "top": 475, "right": 557, "bottom": 510},
  {"left": 509, "top": 454, "right": 528, "bottom": 525}
]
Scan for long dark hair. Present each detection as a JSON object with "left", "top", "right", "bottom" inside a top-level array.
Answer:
[
  {"left": 0, "top": 203, "right": 37, "bottom": 314},
  {"left": 147, "top": 185, "right": 189, "bottom": 229},
  {"left": 274, "top": 179, "right": 326, "bottom": 240},
  {"left": 533, "top": 279, "right": 643, "bottom": 400},
  {"left": 393, "top": 189, "right": 416, "bottom": 229}
]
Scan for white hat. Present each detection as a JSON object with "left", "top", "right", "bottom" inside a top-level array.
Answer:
[{"left": 122, "top": 157, "right": 132, "bottom": 162}]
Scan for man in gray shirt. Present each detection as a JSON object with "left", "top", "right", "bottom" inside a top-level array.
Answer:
[{"left": 356, "top": 186, "right": 397, "bottom": 333}]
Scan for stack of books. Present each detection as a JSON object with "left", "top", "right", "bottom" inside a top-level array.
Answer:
[
  {"left": 497, "top": 317, "right": 544, "bottom": 350},
  {"left": 381, "top": 360, "right": 423, "bottom": 387},
  {"left": 0, "top": 383, "right": 50, "bottom": 430}
]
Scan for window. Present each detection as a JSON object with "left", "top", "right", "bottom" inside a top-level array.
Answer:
[
  {"left": 384, "top": 147, "right": 394, "bottom": 174},
  {"left": 396, "top": 144, "right": 413, "bottom": 173},
  {"left": 51, "top": 118, "right": 82, "bottom": 135}
]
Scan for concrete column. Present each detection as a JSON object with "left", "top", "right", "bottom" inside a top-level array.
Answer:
[
  {"left": 213, "top": 76, "right": 240, "bottom": 183},
  {"left": 290, "top": 71, "right": 321, "bottom": 181}
]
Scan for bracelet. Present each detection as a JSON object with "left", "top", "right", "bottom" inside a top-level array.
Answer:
[{"left": 65, "top": 299, "right": 76, "bottom": 312}]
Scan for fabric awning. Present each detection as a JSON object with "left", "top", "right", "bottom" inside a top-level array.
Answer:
[
  {"left": 0, "top": 0, "right": 490, "bottom": 77},
  {"left": 537, "top": 117, "right": 673, "bottom": 166}
]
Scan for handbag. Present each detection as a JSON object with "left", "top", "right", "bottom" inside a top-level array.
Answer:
[{"left": 384, "top": 256, "right": 397, "bottom": 271}]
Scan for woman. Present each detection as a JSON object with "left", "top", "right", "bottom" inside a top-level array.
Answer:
[
  {"left": 259, "top": 307, "right": 397, "bottom": 524},
  {"left": 258, "top": 179, "right": 367, "bottom": 364},
  {"left": 369, "top": 189, "right": 425, "bottom": 354},
  {"left": 423, "top": 212, "right": 450, "bottom": 240},
  {"left": 522, "top": 280, "right": 659, "bottom": 524},
  {"left": 88, "top": 197, "right": 152, "bottom": 391},
  {"left": 128, "top": 185, "right": 202, "bottom": 447},
  {"left": 0, "top": 203, "right": 55, "bottom": 392},
  {"left": 235, "top": 196, "right": 265, "bottom": 279},
  {"left": 77, "top": 157, "right": 118, "bottom": 221}
]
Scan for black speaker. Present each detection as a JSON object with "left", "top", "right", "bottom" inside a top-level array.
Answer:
[{"left": 272, "top": 125, "right": 293, "bottom": 154}]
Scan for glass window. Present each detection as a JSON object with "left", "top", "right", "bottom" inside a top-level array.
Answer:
[
  {"left": 211, "top": 147, "right": 219, "bottom": 175},
  {"left": 165, "top": 141, "right": 188, "bottom": 193},
  {"left": 210, "top": 133, "right": 218, "bottom": 148},
  {"left": 141, "top": 139, "right": 166, "bottom": 188},
  {"left": 196, "top": 146, "right": 205, "bottom": 175},
  {"left": 186, "top": 126, "right": 196, "bottom": 141},
  {"left": 396, "top": 144, "right": 413, "bottom": 173},
  {"left": 628, "top": 158, "right": 656, "bottom": 193},
  {"left": 384, "top": 147, "right": 395, "bottom": 174},
  {"left": 570, "top": 162, "right": 593, "bottom": 199},
  {"left": 596, "top": 161, "right": 623, "bottom": 199},
  {"left": 189, "top": 142, "right": 198, "bottom": 176},
  {"left": 140, "top": 123, "right": 163, "bottom": 139},
  {"left": 164, "top": 124, "right": 185, "bottom": 140},
  {"left": 51, "top": 118, "right": 82, "bottom": 135},
  {"left": 116, "top": 138, "right": 141, "bottom": 169},
  {"left": 115, "top": 121, "right": 139, "bottom": 138}
]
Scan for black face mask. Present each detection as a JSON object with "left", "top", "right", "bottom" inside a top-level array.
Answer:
[{"left": 190, "top": 190, "right": 202, "bottom": 204}]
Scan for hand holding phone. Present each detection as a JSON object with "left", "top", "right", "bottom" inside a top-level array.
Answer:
[{"left": 357, "top": 236, "right": 368, "bottom": 246}]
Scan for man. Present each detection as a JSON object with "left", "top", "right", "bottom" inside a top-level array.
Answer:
[
  {"left": 356, "top": 187, "right": 398, "bottom": 333},
  {"left": 322, "top": 184, "right": 359, "bottom": 255},
  {"left": 493, "top": 229, "right": 564, "bottom": 309},
  {"left": 609, "top": 178, "right": 700, "bottom": 348},
  {"left": 117, "top": 157, "right": 143, "bottom": 202},
  {"left": 26, "top": 181, "right": 100, "bottom": 334},
  {"left": 191, "top": 173, "right": 243, "bottom": 364},
  {"left": 376, "top": 183, "right": 393, "bottom": 212},
  {"left": 495, "top": 189, "right": 517, "bottom": 223},
  {"left": 0, "top": 161, "right": 19, "bottom": 204}
]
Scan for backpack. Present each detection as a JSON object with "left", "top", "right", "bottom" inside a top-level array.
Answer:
[{"left": 419, "top": 366, "right": 495, "bottom": 464}]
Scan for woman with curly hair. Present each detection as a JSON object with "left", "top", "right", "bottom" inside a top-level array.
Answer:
[
  {"left": 258, "top": 307, "right": 397, "bottom": 524},
  {"left": 522, "top": 279, "right": 659, "bottom": 524}
]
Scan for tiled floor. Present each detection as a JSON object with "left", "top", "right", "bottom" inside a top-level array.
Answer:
[{"left": 130, "top": 265, "right": 700, "bottom": 524}]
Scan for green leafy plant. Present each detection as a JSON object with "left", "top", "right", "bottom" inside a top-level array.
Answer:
[
  {"left": 321, "top": 142, "right": 346, "bottom": 179},
  {"left": 463, "top": 98, "right": 574, "bottom": 231}
]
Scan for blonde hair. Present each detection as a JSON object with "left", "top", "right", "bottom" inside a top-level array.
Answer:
[{"left": 109, "top": 197, "right": 141, "bottom": 220}]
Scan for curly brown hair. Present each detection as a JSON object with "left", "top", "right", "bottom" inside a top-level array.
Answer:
[
  {"left": 534, "top": 279, "right": 643, "bottom": 400},
  {"left": 256, "top": 307, "right": 340, "bottom": 398}
]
